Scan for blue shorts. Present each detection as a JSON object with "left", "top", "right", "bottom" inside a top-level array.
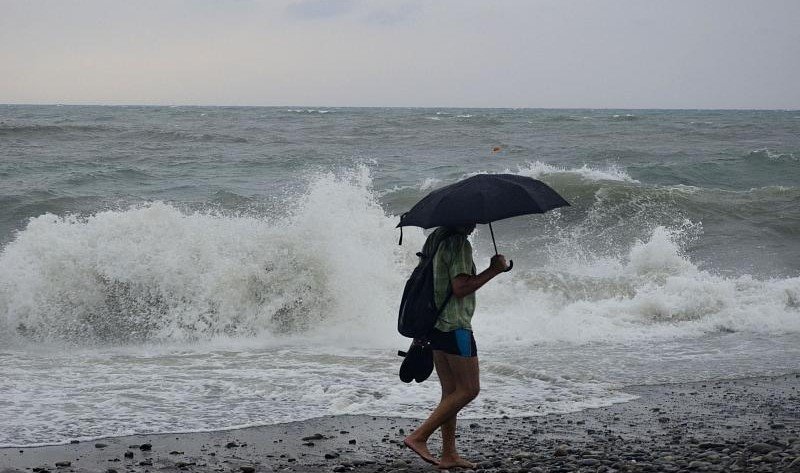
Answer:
[{"left": 429, "top": 328, "right": 477, "bottom": 358}]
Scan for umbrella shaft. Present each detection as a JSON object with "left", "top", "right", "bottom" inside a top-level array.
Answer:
[{"left": 489, "top": 222, "right": 498, "bottom": 255}]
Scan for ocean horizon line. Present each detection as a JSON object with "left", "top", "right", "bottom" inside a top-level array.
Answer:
[{"left": 1, "top": 102, "right": 798, "bottom": 112}]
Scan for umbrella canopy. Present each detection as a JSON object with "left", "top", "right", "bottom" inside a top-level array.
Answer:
[
  {"left": 397, "top": 174, "right": 570, "bottom": 270},
  {"left": 398, "top": 173, "right": 569, "bottom": 228}
]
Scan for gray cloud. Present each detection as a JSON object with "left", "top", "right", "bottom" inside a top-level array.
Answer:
[
  {"left": 286, "top": 0, "right": 356, "bottom": 20},
  {"left": 362, "top": 2, "right": 422, "bottom": 26},
  {"left": 1, "top": 0, "right": 798, "bottom": 108}
]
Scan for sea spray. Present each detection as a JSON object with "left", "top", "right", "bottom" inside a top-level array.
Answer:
[
  {"left": 0, "top": 168, "right": 423, "bottom": 346},
  {"left": 2, "top": 170, "right": 798, "bottom": 347},
  {"left": 475, "top": 225, "right": 800, "bottom": 344}
]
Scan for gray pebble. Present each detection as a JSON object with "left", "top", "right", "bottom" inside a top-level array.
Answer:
[
  {"left": 690, "top": 459, "right": 712, "bottom": 469},
  {"left": 749, "top": 443, "right": 779, "bottom": 454}
]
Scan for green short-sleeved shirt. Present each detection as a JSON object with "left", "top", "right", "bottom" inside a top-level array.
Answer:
[{"left": 428, "top": 229, "right": 476, "bottom": 332}]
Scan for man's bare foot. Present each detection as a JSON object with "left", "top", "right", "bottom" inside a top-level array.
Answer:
[
  {"left": 437, "top": 456, "right": 476, "bottom": 470},
  {"left": 403, "top": 436, "right": 439, "bottom": 465}
]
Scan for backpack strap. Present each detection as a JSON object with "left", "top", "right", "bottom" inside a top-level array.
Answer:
[
  {"left": 437, "top": 286, "right": 454, "bottom": 315},
  {"left": 430, "top": 229, "right": 457, "bottom": 313}
]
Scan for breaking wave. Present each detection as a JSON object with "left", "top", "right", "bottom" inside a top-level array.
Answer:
[
  {"left": 1, "top": 169, "right": 798, "bottom": 347},
  {"left": 477, "top": 225, "right": 800, "bottom": 344},
  {"left": 746, "top": 148, "right": 798, "bottom": 162},
  {"left": 509, "top": 161, "right": 639, "bottom": 183},
  {"left": 0, "top": 169, "right": 414, "bottom": 345}
]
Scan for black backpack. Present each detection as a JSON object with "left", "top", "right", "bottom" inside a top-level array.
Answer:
[{"left": 397, "top": 229, "right": 454, "bottom": 339}]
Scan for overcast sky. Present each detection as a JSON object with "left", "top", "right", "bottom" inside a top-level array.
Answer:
[{"left": 2, "top": 0, "right": 799, "bottom": 108}]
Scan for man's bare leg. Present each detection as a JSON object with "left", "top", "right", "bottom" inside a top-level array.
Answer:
[
  {"left": 437, "top": 354, "right": 479, "bottom": 469},
  {"left": 404, "top": 352, "right": 479, "bottom": 467},
  {"left": 403, "top": 351, "right": 455, "bottom": 464},
  {"left": 437, "top": 352, "right": 458, "bottom": 465},
  {"left": 440, "top": 414, "right": 456, "bottom": 459}
]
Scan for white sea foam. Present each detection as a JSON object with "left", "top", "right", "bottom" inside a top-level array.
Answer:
[
  {"left": 512, "top": 161, "right": 639, "bottom": 183},
  {"left": 0, "top": 167, "right": 415, "bottom": 347},
  {"left": 383, "top": 161, "right": 634, "bottom": 197},
  {"left": 0, "top": 342, "right": 636, "bottom": 446},
  {"left": 285, "top": 109, "right": 331, "bottom": 114},
  {"left": 2, "top": 169, "right": 796, "bottom": 349},
  {"left": 375, "top": 177, "right": 444, "bottom": 196},
  {"left": 747, "top": 148, "right": 798, "bottom": 162},
  {"left": 419, "top": 177, "right": 442, "bottom": 190},
  {"left": 460, "top": 161, "right": 638, "bottom": 183},
  {"left": 475, "top": 225, "right": 800, "bottom": 344}
]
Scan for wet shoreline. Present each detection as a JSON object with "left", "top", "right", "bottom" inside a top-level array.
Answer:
[{"left": 2, "top": 373, "right": 799, "bottom": 472}]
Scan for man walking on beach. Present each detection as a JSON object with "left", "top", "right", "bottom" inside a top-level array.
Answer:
[{"left": 404, "top": 225, "right": 509, "bottom": 469}]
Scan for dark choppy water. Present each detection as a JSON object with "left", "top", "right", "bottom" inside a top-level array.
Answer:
[
  {"left": 1, "top": 105, "right": 798, "bottom": 446},
  {"left": 2, "top": 106, "right": 799, "bottom": 274}
]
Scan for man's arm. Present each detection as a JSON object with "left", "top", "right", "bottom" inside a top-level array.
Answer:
[{"left": 451, "top": 255, "right": 508, "bottom": 298}]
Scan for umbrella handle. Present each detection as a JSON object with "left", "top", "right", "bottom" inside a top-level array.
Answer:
[{"left": 488, "top": 223, "right": 513, "bottom": 272}]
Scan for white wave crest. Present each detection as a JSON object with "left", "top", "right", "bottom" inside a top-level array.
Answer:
[
  {"left": 464, "top": 161, "right": 637, "bottom": 183},
  {"left": 0, "top": 168, "right": 421, "bottom": 347},
  {"left": 2, "top": 169, "right": 797, "bottom": 349},
  {"left": 513, "top": 161, "right": 638, "bottom": 183},
  {"left": 419, "top": 177, "right": 442, "bottom": 190},
  {"left": 383, "top": 161, "right": 638, "bottom": 198},
  {"left": 747, "top": 148, "right": 798, "bottom": 162},
  {"left": 285, "top": 109, "right": 331, "bottom": 114},
  {"left": 475, "top": 226, "right": 800, "bottom": 344}
]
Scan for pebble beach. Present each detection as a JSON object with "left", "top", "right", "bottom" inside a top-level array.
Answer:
[{"left": 2, "top": 373, "right": 798, "bottom": 473}]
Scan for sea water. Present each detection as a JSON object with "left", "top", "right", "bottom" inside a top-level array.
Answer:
[{"left": 0, "top": 105, "right": 798, "bottom": 446}]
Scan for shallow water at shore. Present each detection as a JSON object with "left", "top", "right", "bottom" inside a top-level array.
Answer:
[
  {"left": 2, "top": 374, "right": 798, "bottom": 472},
  {"left": 2, "top": 333, "right": 799, "bottom": 447}
]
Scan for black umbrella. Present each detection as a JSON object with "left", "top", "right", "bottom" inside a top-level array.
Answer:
[{"left": 397, "top": 173, "right": 570, "bottom": 271}]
